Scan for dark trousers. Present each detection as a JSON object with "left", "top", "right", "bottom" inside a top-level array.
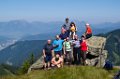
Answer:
[
  {"left": 67, "top": 30, "right": 70, "bottom": 37},
  {"left": 64, "top": 51, "right": 72, "bottom": 64},
  {"left": 73, "top": 47, "right": 80, "bottom": 64},
  {"left": 80, "top": 50, "right": 87, "bottom": 65},
  {"left": 86, "top": 33, "right": 92, "bottom": 39}
]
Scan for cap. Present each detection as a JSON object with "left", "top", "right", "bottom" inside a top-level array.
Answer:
[{"left": 86, "top": 23, "right": 90, "bottom": 26}]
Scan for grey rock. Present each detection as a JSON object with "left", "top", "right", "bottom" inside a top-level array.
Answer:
[{"left": 86, "top": 36, "right": 107, "bottom": 67}]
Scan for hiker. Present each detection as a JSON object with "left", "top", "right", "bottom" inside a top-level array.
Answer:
[
  {"left": 53, "top": 35, "right": 64, "bottom": 56},
  {"left": 62, "top": 18, "right": 70, "bottom": 37},
  {"left": 63, "top": 37, "right": 72, "bottom": 65},
  {"left": 80, "top": 35, "right": 88, "bottom": 65},
  {"left": 51, "top": 54, "right": 63, "bottom": 68},
  {"left": 59, "top": 27, "right": 68, "bottom": 40},
  {"left": 72, "top": 35, "right": 81, "bottom": 65},
  {"left": 85, "top": 23, "right": 92, "bottom": 39},
  {"left": 69, "top": 22, "right": 77, "bottom": 39},
  {"left": 43, "top": 40, "right": 54, "bottom": 69}
]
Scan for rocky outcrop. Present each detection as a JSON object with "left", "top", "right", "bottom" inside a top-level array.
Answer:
[
  {"left": 86, "top": 36, "right": 107, "bottom": 67},
  {"left": 28, "top": 56, "right": 44, "bottom": 73},
  {"left": 28, "top": 36, "right": 108, "bottom": 73}
]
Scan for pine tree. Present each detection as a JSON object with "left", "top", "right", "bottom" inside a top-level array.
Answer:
[
  {"left": 29, "top": 53, "right": 34, "bottom": 65},
  {"left": 18, "top": 60, "right": 30, "bottom": 74},
  {"left": 18, "top": 53, "right": 35, "bottom": 74}
]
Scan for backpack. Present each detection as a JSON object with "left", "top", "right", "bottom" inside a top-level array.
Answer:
[
  {"left": 113, "top": 70, "right": 120, "bottom": 79},
  {"left": 103, "top": 60, "right": 113, "bottom": 70}
]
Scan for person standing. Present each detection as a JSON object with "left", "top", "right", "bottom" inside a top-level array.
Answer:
[
  {"left": 53, "top": 35, "right": 64, "bottom": 56},
  {"left": 43, "top": 40, "right": 54, "bottom": 70},
  {"left": 59, "top": 27, "right": 68, "bottom": 40},
  {"left": 80, "top": 35, "right": 88, "bottom": 65},
  {"left": 72, "top": 35, "right": 81, "bottom": 65},
  {"left": 63, "top": 37, "right": 72, "bottom": 65},
  {"left": 51, "top": 54, "right": 63, "bottom": 68},
  {"left": 62, "top": 18, "right": 71, "bottom": 37}
]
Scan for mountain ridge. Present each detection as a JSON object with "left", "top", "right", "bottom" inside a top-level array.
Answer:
[
  {"left": 0, "top": 20, "right": 120, "bottom": 38},
  {"left": 0, "top": 40, "right": 46, "bottom": 67}
]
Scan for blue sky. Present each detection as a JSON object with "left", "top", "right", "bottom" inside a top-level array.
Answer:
[{"left": 0, "top": 0, "right": 120, "bottom": 23}]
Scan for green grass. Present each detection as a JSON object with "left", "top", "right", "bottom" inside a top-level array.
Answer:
[
  {"left": 0, "top": 65, "right": 15, "bottom": 77},
  {"left": 0, "top": 66, "right": 119, "bottom": 79}
]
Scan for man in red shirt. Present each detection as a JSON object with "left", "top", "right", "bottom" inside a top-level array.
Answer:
[
  {"left": 85, "top": 23, "right": 92, "bottom": 39},
  {"left": 80, "top": 35, "right": 88, "bottom": 65}
]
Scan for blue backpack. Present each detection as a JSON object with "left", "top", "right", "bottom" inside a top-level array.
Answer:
[
  {"left": 113, "top": 70, "right": 120, "bottom": 79},
  {"left": 104, "top": 60, "right": 113, "bottom": 70}
]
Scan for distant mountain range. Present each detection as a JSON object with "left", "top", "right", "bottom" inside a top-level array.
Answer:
[
  {"left": 0, "top": 36, "right": 10, "bottom": 41},
  {"left": 0, "top": 40, "right": 46, "bottom": 67},
  {"left": 0, "top": 38, "right": 17, "bottom": 51},
  {"left": 0, "top": 20, "right": 63, "bottom": 38},
  {"left": 0, "top": 20, "right": 120, "bottom": 39},
  {"left": 20, "top": 33, "right": 57, "bottom": 41}
]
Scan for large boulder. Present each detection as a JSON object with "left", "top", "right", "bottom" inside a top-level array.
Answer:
[
  {"left": 28, "top": 56, "right": 44, "bottom": 73},
  {"left": 86, "top": 36, "right": 107, "bottom": 67}
]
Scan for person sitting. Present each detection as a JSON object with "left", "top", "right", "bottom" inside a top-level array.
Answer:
[
  {"left": 69, "top": 22, "right": 77, "bottom": 39},
  {"left": 59, "top": 28, "right": 68, "bottom": 40},
  {"left": 85, "top": 23, "right": 92, "bottom": 39},
  {"left": 43, "top": 40, "right": 54, "bottom": 70},
  {"left": 51, "top": 54, "right": 63, "bottom": 68}
]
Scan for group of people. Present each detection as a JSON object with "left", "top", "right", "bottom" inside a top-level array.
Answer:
[{"left": 43, "top": 18, "right": 92, "bottom": 70}]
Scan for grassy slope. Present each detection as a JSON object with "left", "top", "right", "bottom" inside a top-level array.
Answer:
[
  {"left": 0, "top": 66, "right": 15, "bottom": 77},
  {"left": 1, "top": 66, "right": 119, "bottom": 79}
]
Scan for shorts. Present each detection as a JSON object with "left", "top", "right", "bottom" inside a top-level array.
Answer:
[
  {"left": 44, "top": 55, "right": 52, "bottom": 63},
  {"left": 70, "top": 31, "right": 76, "bottom": 36},
  {"left": 54, "top": 50, "right": 63, "bottom": 56}
]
